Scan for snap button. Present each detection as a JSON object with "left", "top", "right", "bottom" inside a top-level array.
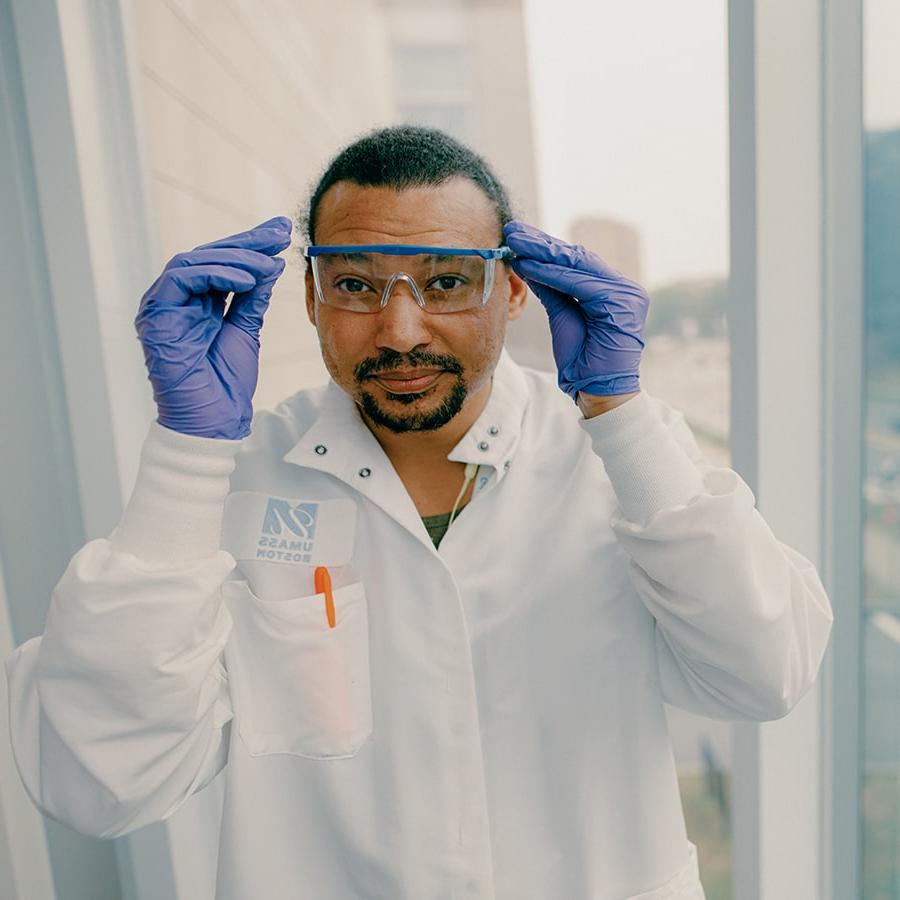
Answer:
[
  {"left": 478, "top": 441, "right": 489, "bottom": 451},
  {"left": 314, "top": 444, "right": 327, "bottom": 455},
  {"left": 488, "top": 425, "right": 500, "bottom": 436},
  {"left": 358, "top": 467, "right": 371, "bottom": 478}
]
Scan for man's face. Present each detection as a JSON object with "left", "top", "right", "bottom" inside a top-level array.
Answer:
[{"left": 305, "top": 177, "right": 528, "bottom": 434}]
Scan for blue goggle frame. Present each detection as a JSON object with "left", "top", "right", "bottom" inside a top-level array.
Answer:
[{"left": 301, "top": 243, "right": 515, "bottom": 259}]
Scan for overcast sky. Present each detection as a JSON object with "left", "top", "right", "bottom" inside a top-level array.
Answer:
[
  {"left": 521, "top": 0, "right": 730, "bottom": 290},
  {"left": 521, "top": 0, "right": 900, "bottom": 292}
]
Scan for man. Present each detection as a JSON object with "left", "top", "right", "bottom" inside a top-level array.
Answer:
[{"left": 5, "top": 125, "right": 833, "bottom": 899}]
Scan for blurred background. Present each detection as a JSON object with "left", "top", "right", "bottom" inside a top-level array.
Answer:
[{"left": 0, "top": 0, "right": 896, "bottom": 898}]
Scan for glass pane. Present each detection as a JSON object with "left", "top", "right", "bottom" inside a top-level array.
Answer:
[
  {"left": 396, "top": 5, "right": 736, "bottom": 882},
  {"left": 521, "top": 4, "right": 733, "bottom": 893},
  {"left": 862, "top": 0, "right": 900, "bottom": 894}
]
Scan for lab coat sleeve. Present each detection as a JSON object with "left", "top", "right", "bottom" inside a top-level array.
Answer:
[
  {"left": 3, "top": 420, "right": 240, "bottom": 839},
  {"left": 578, "top": 390, "right": 834, "bottom": 721}
]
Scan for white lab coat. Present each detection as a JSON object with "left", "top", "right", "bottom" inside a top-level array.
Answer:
[{"left": 5, "top": 346, "right": 833, "bottom": 899}]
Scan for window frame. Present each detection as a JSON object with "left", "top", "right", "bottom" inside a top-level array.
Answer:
[{"left": 728, "top": 1, "right": 864, "bottom": 897}]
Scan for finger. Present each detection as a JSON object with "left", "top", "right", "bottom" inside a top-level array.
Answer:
[
  {"left": 511, "top": 258, "right": 576, "bottom": 320},
  {"left": 193, "top": 216, "right": 293, "bottom": 254},
  {"left": 512, "top": 257, "right": 647, "bottom": 323},
  {"left": 143, "top": 265, "right": 258, "bottom": 311},
  {"left": 512, "top": 257, "right": 612, "bottom": 301},
  {"left": 504, "top": 219, "right": 556, "bottom": 250},
  {"left": 513, "top": 261, "right": 586, "bottom": 371},
  {"left": 165, "top": 247, "right": 286, "bottom": 282},
  {"left": 504, "top": 220, "right": 621, "bottom": 280},
  {"left": 197, "top": 215, "right": 292, "bottom": 245},
  {"left": 224, "top": 258, "right": 286, "bottom": 338},
  {"left": 194, "top": 227, "right": 291, "bottom": 256}
]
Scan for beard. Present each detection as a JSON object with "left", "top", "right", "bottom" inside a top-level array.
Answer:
[
  {"left": 354, "top": 351, "right": 469, "bottom": 434},
  {"left": 358, "top": 374, "right": 469, "bottom": 433}
]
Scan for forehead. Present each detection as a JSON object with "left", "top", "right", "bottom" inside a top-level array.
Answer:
[{"left": 313, "top": 177, "right": 501, "bottom": 248}]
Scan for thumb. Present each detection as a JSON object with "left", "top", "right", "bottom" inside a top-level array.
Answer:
[{"left": 223, "top": 257, "right": 285, "bottom": 340}]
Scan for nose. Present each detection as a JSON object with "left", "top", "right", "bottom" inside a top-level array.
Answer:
[{"left": 373, "top": 275, "right": 433, "bottom": 352}]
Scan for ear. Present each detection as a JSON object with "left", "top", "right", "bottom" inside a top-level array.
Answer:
[
  {"left": 305, "top": 268, "right": 317, "bottom": 327},
  {"left": 504, "top": 268, "right": 529, "bottom": 322}
]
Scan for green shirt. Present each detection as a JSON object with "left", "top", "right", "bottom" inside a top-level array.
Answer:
[{"left": 421, "top": 502, "right": 469, "bottom": 548}]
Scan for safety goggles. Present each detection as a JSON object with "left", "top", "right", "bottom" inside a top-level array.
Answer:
[{"left": 302, "top": 244, "right": 515, "bottom": 314}]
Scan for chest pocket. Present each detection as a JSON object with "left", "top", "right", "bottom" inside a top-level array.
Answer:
[{"left": 222, "top": 577, "right": 373, "bottom": 760}]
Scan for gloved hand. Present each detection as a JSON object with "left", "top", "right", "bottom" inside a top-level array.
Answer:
[
  {"left": 503, "top": 220, "right": 649, "bottom": 402},
  {"left": 134, "top": 215, "right": 292, "bottom": 439}
]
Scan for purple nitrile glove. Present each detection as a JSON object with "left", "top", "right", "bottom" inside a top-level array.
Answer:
[
  {"left": 134, "top": 215, "right": 292, "bottom": 440},
  {"left": 503, "top": 220, "right": 649, "bottom": 402}
]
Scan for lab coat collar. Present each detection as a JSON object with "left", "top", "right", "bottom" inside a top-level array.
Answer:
[
  {"left": 281, "top": 347, "right": 530, "bottom": 545},
  {"left": 444, "top": 346, "right": 528, "bottom": 472}
]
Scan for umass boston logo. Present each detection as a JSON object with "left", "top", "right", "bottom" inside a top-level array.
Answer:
[{"left": 258, "top": 498, "right": 319, "bottom": 563}]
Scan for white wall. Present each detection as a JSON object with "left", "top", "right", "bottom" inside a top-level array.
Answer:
[{"left": 132, "top": 0, "right": 397, "bottom": 413}]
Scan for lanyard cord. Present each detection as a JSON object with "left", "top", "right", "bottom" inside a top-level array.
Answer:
[{"left": 447, "top": 463, "right": 479, "bottom": 528}]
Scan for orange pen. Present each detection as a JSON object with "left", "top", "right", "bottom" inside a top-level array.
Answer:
[{"left": 314, "top": 566, "right": 336, "bottom": 628}]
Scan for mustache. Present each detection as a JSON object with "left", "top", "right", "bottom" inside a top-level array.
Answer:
[{"left": 355, "top": 351, "right": 463, "bottom": 381}]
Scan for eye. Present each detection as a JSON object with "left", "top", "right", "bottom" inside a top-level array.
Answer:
[
  {"left": 427, "top": 275, "right": 467, "bottom": 291},
  {"left": 334, "top": 277, "right": 374, "bottom": 294}
]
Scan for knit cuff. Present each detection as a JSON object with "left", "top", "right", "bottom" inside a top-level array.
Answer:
[
  {"left": 578, "top": 391, "right": 707, "bottom": 527},
  {"left": 108, "top": 420, "right": 242, "bottom": 568}
]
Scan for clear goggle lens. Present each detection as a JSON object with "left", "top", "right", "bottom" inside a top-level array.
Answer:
[{"left": 307, "top": 248, "right": 508, "bottom": 314}]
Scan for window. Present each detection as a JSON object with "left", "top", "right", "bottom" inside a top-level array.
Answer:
[{"left": 861, "top": 1, "right": 900, "bottom": 894}]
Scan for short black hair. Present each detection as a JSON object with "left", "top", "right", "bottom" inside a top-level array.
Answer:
[{"left": 296, "top": 124, "right": 516, "bottom": 249}]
